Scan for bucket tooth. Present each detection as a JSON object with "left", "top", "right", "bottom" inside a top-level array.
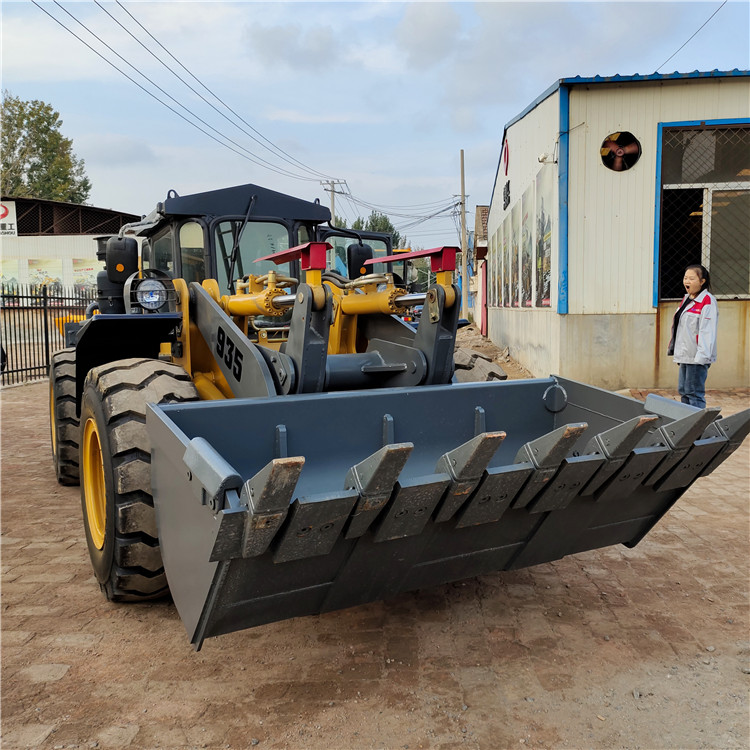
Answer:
[
  {"left": 343, "top": 443, "right": 414, "bottom": 539},
  {"left": 643, "top": 408, "right": 720, "bottom": 487},
  {"left": 433, "top": 431, "right": 506, "bottom": 522},
  {"left": 208, "top": 457, "right": 305, "bottom": 561},
  {"left": 372, "top": 473, "right": 452, "bottom": 541},
  {"left": 455, "top": 463, "right": 534, "bottom": 527},
  {"left": 239, "top": 456, "right": 305, "bottom": 556},
  {"left": 511, "top": 423, "right": 588, "bottom": 509},
  {"left": 699, "top": 408, "right": 750, "bottom": 476},
  {"left": 272, "top": 490, "right": 359, "bottom": 563},
  {"left": 580, "top": 416, "right": 659, "bottom": 496}
]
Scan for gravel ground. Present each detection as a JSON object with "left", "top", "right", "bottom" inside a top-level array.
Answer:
[{"left": 1, "top": 365, "right": 749, "bottom": 750}]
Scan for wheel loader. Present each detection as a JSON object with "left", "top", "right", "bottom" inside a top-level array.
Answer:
[{"left": 49, "top": 182, "right": 750, "bottom": 650}]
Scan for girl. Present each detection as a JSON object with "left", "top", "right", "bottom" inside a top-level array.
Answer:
[{"left": 667, "top": 264, "right": 718, "bottom": 408}]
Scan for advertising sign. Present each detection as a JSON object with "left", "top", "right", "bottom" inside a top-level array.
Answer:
[{"left": 0, "top": 201, "right": 18, "bottom": 237}]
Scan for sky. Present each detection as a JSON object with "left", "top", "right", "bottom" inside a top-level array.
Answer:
[{"left": 3, "top": 0, "right": 749, "bottom": 246}]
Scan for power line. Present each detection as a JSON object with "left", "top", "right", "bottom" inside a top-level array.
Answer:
[
  {"left": 345, "top": 191, "right": 458, "bottom": 221},
  {"left": 33, "top": 1, "right": 325, "bottom": 182},
  {"left": 110, "top": 1, "right": 338, "bottom": 181},
  {"left": 32, "top": 0, "right": 466, "bottom": 229},
  {"left": 657, "top": 1, "right": 728, "bottom": 72}
]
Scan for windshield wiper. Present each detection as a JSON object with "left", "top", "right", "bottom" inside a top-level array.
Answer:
[{"left": 227, "top": 195, "right": 257, "bottom": 292}]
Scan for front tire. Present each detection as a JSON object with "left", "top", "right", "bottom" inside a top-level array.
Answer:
[
  {"left": 79, "top": 358, "right": 199, "bottom": 601},
  {"left": 49, "top": 348, "right": 80, "bottom": 485}
]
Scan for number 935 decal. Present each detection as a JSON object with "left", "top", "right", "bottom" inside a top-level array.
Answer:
[{"left": 215, "top": 326, "right": 243, "bottom": 380}]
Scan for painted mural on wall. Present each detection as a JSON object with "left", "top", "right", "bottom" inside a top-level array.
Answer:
[
  {"left": 535, "top": 166, "right": 553, "bottom": 307},
  {"left": 489, "top": 166, "right": 555, "bottom": 311},
  {"left": 511, "top": 203, "right": 521, "bottom": 307},
  {"left": 502, "top": 217, "right": 510, "bottom": 307},
  {"left": 499, "top": 221, "right": 507, "bottom": 306},
  {"left": 72, "top": 259, "right": 98, "bottom": 294},
  {"left": 28, "top": 259, "right": 63, "bottom": 294},
  {"left": 1, "top": 259, "right": 19, "bottom": 287},
  {"left": 521, "top": 186, "right": 533, "bottom": 307}
]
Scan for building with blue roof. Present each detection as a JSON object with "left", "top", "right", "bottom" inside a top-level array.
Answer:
[{"left": 482, "top": 69, "right": 749, "bottom": 390}]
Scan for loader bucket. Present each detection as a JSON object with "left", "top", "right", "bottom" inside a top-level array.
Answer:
[{"left": 146, "top": 376, "right": 747, "bottom": 649}]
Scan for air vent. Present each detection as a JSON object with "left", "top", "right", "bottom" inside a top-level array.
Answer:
[{"left": 601, "top": 132, "right": 642, "bottom": 172}]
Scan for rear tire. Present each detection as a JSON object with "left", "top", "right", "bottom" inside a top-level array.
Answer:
[
  {"left": 79, "top": 358, "right": 199, "bottom": 602},
  {"left": 50, "top": 348, "right": 80, "bottom": 486}
]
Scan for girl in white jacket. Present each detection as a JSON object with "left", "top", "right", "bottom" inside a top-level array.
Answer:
[{"left": 667, "top": 264, "right": 718, "bottom": 409}]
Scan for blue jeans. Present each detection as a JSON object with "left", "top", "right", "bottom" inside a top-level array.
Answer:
[{"left": 678, "top": 363, "right": 710, "bottom": 408}]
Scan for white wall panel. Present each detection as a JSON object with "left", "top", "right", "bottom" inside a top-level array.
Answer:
[{"left": 1, "top": 235, "right": 100, "bottom": 286}]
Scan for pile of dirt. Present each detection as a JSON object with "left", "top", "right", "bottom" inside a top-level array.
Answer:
[{"left": 456, "top": 323, "right": 535, "bottom": 380}]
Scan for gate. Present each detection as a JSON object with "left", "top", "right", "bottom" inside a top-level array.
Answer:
[{"left": 0, "top": 285, "right": 95, "bottom": 386}]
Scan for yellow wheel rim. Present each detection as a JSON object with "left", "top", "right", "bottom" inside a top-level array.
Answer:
[
  {"left": 50, "top": 383, "right": 57, "bottom": 456},
  {"left": 82, "top": 417, "right": 106, "bottom": 550}
]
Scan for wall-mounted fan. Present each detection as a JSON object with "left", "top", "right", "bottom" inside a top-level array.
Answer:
[{"left": 600, "top": 131, "right": 642, "bottom": 172}]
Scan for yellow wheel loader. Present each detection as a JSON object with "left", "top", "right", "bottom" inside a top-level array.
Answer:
[{"left": 49, "top": 183, "right": 750, "bottom": 650}]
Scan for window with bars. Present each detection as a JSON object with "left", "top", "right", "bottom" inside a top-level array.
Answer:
[{"left": 658, "top": 125, "right": 750, "bottom": 300}]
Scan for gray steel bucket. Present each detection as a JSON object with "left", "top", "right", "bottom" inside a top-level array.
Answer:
[{"left": 146, "top": 376, "right": 745, "bottom": 648}]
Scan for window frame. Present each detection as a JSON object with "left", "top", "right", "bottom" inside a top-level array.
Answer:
[{"left": 653, "top": 118, "right": 750, "bottom": 305}]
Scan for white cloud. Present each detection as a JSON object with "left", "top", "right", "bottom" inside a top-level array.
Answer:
[
  {"left": 243, "top": 21, "right": 340, "bottom": 71},
  {"left": 75, "top": 133, "right": 157, "bottom": 167},
  {"left": 265, "top": 108, "right": 385, "bottom": 124},
  {"left": 395, "top": 2, "right": 463, "bottom": 71}
]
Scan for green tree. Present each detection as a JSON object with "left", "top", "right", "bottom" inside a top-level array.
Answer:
[
  {"left": 1, "top": 91, "right": 91, "bottom": 203},
  {"left": 352, "top": 210, "right": 406, "bottom": 249}
]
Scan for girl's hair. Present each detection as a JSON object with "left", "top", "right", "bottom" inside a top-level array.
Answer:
[{"left": 685, "top": 263, "right": 711, "bottom": 292}]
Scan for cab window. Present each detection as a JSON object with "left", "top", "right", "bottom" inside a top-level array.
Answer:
[
  {"left": 144, "top": 229, "right": 174, "bottom": 276},
  {"left": 179, "top": 221, "right": 206, "bottom": 283},
  {"left": 214, "top": 220, "right": 292, "bottom": 291}
]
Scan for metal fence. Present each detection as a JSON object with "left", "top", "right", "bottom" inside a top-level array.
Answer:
[{"left": 0, "top": 285, "right": 95, "bottom": 386}]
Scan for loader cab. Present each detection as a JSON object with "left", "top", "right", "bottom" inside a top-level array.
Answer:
[{"left": 139, "top": 183, "right": 336, "bottom": 293}]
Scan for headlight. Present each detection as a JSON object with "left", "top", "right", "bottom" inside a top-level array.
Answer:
[{"left": 135, "top": 278, "right": 168, "bottom": 310}]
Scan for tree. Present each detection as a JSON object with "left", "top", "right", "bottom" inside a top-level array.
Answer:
[
  {"left": 1, "top": 91, "right": 91, "bottom": 203},
  {"left": 352, "top": 211, "right": 406, "bottom": 249}
]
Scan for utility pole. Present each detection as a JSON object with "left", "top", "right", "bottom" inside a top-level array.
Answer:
[
  {"left": 321, "top": 179, "right": 347, "bottom": 267},
  {"left": 460, "top": 149, "right": 469, "bottom": 319},
  {"left": 321, "top": 180, "right": 347, "bottom": 224}
]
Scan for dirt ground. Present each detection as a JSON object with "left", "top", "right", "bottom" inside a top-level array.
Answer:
[{"left": 2, "top": 340, "right": 749, "bottom": 749}]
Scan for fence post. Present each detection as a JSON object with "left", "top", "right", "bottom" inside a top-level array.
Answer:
[{"left": 42, "top": 285, "right": 51, "bottom": 375}]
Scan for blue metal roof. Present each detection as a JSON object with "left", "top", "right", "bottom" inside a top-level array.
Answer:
[
  {"left": 489, "top": 69, "right": 749, "bottom": 207},
  {"left": 505, "top": 69, "right": 749, "bottom": 132}
]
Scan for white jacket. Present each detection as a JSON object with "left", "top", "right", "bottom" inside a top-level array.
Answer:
[{"left": 672, "top": 289, "right": 718, "bottom": 366}]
